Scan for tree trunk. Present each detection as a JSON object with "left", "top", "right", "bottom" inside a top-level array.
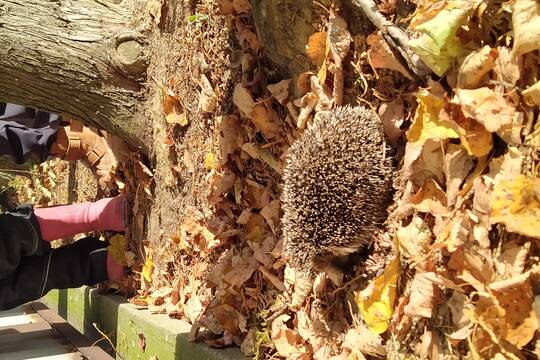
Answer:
[
  {"left": 251, "top": 0, "right": 374, "bottom": 85},
  {"left": 251, "top": 0, "right": 314, "bottom": 76},
  {"left": 0, "top": 0, "right": 148, "bottom": 147}
]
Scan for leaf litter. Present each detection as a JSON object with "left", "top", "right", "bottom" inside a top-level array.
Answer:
[{"left": 120, "top": 1, "right": 540, "bottom": 359}]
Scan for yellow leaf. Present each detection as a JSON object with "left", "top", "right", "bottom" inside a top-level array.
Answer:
[
  {"left": 407, "top": 88, "right": 459, "bottom": 144},
  {"left": 204, "top": 152, "right": 216, "bottom": 170},
  {"left": 490, "top": 175, "right": 540, "bottom": 239},
  {"left": 444, "top": 103, "right": 493, "bottom": 157},
  {"left": 107, "top": 234, "right": 127, "bottom": 265},
  {"left": 354, "top": 257, "right": 400, "bottom": 335},
  {"left": 142, "top": 254, "right": 154, "bottom": 282},
  {"left": 166, "top": 111, "right": 188, "bottom": 126},
  {"left": 408, "top": 2, "right": 473, "bottom": 76}
]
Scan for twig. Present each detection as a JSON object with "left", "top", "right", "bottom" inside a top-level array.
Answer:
[
  {"left": 349, "top": 0, "right": 431, "bottom": 80},
  {"left": 92, "top": 322, "right": 126, "bottom": 360}
]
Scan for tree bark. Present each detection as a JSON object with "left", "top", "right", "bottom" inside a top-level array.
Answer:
[
  {"left": 0, "top": 0, "right": 148, "bottom": 147},
  {"left": 251, "top": 0, "right": 314, "bottom": 76}
]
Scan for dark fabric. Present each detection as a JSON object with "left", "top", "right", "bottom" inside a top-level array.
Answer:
[
  {"left": 0, "top": 236, "right": 109, "bottom": 311},
  {"left": 0, "top": 205, "right": 44, "bottom": 279},
  {"left": 0, "top": 102, "right": 61, "bottom": 163}
]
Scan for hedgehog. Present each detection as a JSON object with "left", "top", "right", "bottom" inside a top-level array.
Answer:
[{"left": 281, "top": 105, "right": 394, "bottom": 275}]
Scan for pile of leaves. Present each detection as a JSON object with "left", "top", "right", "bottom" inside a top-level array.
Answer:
[{"left": 130, "top": 0, "right": 540, "bottom": 359}]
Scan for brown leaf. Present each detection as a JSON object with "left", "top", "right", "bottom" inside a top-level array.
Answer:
[
  {"left": 493, "top": 46, "right": 521, "bottom": 87},
  {"left": 404, "top": 272, "right": 436, "bottom": 318},
  {"left": 260, "top": 199, "right": 280, "bottom": 234},
  {"left": 271, "top": 314, "right": 310, "bottom": 358},
  {"left": 378, "top": 99, "right": 405, "bottom": 145},
  {"left": 259, "top": 266, "right": 286, "bottom": 291},
  {"left": 342, "top": 325, "right": 386, "bottom": 357},
  {"left": 444, "top": 143, "right": 474, "bottom": 206},
  {"left": 222, "top": 255, "right": 257, "bottom": 287},
  {"left": 163, "top": 91, "right": 188, "bottom": 126},
  {"left": 367, "top": 32, "right": 413, "bottom": 79},
  {"left": 456, "top": 46, "right": 498, "bottom": 89},
  {"left": 328, "top": 12, "right": 352, "bottom": 67},
  {"left": 218, "top": 115, "right": 242, "bottom": 165},
  {"left": 397, "top": 215, "right": 432, "bottom": 261},
  {"left": 267, "top": 79, "right": 291, "bottom": 104},
  {"left": 233, "top": 84, "right": 256, "bottom": 118},
  {"left": 251, "top": 104, "right": 281, "bottom": 138},
  {"left": 512, "top": 0, "right": 540, "bottom": 56},
  {"left": 198, "top": 74, "right": 217, "bottom": 113},
  {"left": 411, "top": 178, "right": 448, "bottom": 215},
  {"left": 452, "top": 88, "right": 515, "bottom": 133},
  {"left": 306, "top": 31, "right": 328, "bottom": 66},
  {"left": 232, "top": 0, "right": 251, "bottom": 14}
]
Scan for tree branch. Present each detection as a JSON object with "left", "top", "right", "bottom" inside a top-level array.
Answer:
[{"left": 350, "top": 0, "right": 431, "bottom": 80}]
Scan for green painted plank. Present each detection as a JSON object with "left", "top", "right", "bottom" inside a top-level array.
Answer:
[{"left": 42, "top": 287, "right": 246, "bottom": 360}]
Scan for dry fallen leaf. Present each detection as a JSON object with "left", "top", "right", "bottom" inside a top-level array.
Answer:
[
  {"left": 404, "top": 272, "right": 436, "bottom": 318},
  {"left": 456, "top": 46, "right": 498, "bottom": 89},
  {"left": 198, "top": 74, "right": 218, "bottom": 113},
  {"left": 342, "top": 325, "right": 386, "bottom": 357},
  {"left": 267, "top": 79, "right": 291, "bottom": 105},
  {"left": 378, "top": 99, "right": 405, "bottom": 145},
  {"left": 452, "top": 88, "right": 515, "bottom": 133},
  {"left": 522, "top": 80, "right": 540, "bottom": 107},
  {"left": 251, "top": 104, "right": 281, "bottom": 138},
  {"left": 493, "top": 46, "right": 521, "bottom": 87},
  {"left": 306, "top": 31, "right": 327, "bottom": 66},
  {"left": 142, "top": 252, "right": 154, "bottom": 283},
  {"left": 367, "top": 32, "right": 413, "bottom": 79},
  {"left": 444, "top": 143, "right": 474, "bottom": 206},
  {"left": 233, "top": 84, "right": 256, "bottom": 118},
  {"left": 407, "top": 87, "right": 459, "bottom": 144},
  {"left": 397, "top": 215, "right": 432, "bottom": 261},
  {"left": 443, "top": 102, "right": 493, "bottom": 157},
  {"left": 242, "top": 143, "right": 282, "bottom": 174},
  {"left": 328, "top": 11, "right": 351, "bottom": 67},
  {"left": 411, "top": 179, "right": 449, "bottom": 216},
  {"left": 512, "top": 0, "right": 540, "bottom": 56},
  {"left": 490, "top": 175, "right": 540, "bottom": 239},
  {"left": 271, "top": 314, "right": 310, "bottom": 358},
  {"left": 355, "top": 257, "right": 400, "bottom": 334},
  {"left": 408, "top": 3, "right": 472, "bottom": 75},
  {"left": 163, "top": 90, "right": 188, "bottom": 126},
  {"left": 218, "top": 115, "right": 242, "bottom": 164}
]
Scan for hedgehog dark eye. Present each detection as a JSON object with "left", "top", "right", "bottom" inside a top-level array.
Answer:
[{"left": 255, "top": 131, "right": 265, "bottom": 143}]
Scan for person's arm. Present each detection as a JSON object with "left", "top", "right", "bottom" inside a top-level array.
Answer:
[
  {"left": 0, "top": 205, "right": 44, "bottom": 279},
  {"left": 0, "top": 102, "right": 60, "bottom": 163}
]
